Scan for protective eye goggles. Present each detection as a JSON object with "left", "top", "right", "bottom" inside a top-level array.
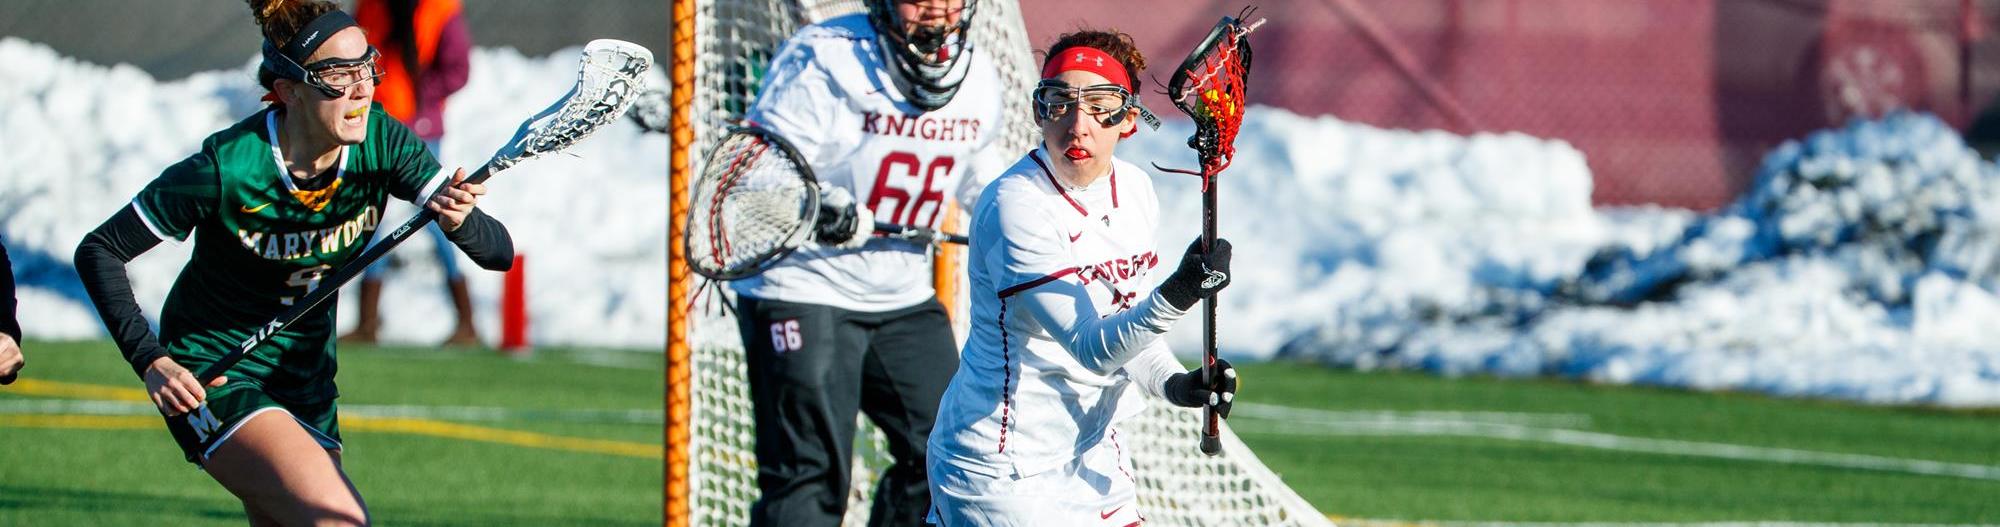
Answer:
[
  {"left": 264, "top": 42, "right": 383, "bottom": 98},
  {"left": 1032, "top": 80, "right": 1161, "bottom": 131},
  {"left": 257, "top": 10, "right": 382, "bottom": 99},
  {"left": 299, "top": 48, "right": 383, "bottom": 98}
]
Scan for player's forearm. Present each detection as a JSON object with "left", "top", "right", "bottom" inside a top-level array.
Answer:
[
  {"left": 1123, "top": 341, "right": 1185, "bottom": 400},
  {"left": 443, "top": 208, "right": 514, "bottom": 271},
  {"left": 74, "top": 207, "right": 169, "bottom": 377},
  {"left": 0, "top": 242, "right": 19, "bottom": 343},
  {"left": 1023, "top": 286, "right": 1187, "bottom": 375}
]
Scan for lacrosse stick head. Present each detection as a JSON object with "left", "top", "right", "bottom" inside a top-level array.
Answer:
[
  {"left": 1166, "top": 10, "right": 1256, "bottom": 180},
  {"left": 488, "top": 39, "right": 653, "bottom": 172},
  {"left": 684, "top": 127, "right": 822, "bottom": 281}
]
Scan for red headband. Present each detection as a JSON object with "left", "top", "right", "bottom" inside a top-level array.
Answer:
[{"left": 1041, "top": 46, "right": 1130, "bottom": 90}]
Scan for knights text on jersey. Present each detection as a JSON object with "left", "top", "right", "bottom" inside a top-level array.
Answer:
[
  {"left": 929, "top": 148, "right": 1169, "bottom": 478},
  {"left": 133, "top": 105, "right": 445, "bottom": 403},
  {"left": 731, "top": 13, "right": 1009, "bottom": 312}
]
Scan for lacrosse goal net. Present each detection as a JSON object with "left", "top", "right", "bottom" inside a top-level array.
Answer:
[{"left": 667, "top": 1, "right": 1332, "bottom": 525}]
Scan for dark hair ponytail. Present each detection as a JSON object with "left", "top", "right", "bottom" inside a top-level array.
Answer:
[{"left": 247, "top": 0, "right": 343, "bottom": 91}]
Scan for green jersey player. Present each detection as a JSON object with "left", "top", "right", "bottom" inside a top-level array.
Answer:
[{"left": 74, "top": 1, "right": 512, "bottom": 524}]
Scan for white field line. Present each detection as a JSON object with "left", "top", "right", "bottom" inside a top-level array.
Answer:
[
  {"left": 560, "top": 349, "right": 665, "bottom": 370},
  {"left": 0, "top": 399, "right": 662, "bottom": 424},
  {"left": 352, "top": 348, "right": 660, "bottom": 370},
  {"left": 1231, "top": 403, "right": 1594, "bottom": 428},
  {"left": 1336, "top": 520, "right": 1992, "bottom": 527},
  {"left": 1233, "top": 406, "right": 2000, "bottom": 482}
]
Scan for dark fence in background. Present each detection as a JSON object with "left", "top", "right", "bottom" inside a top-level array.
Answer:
[{"left": 0, "top": 0, "right": 668, "bottom": 80}]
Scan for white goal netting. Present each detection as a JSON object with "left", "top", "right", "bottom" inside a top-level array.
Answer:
[{"left": 673, "top": 2, "right": 1334, "bottom": 525}]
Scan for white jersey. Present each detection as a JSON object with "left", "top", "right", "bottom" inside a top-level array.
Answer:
[
  {"left": 929, "top": 148, "right": 1190, "bottom": 479},
  {"left": 733, "top": 14, "right": 1009, "bottom": 312}
]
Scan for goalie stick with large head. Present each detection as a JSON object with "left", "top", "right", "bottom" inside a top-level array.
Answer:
[
  {"left": 685, "top": 127, "right": 967, "bottom": 282},
  {"left": 1156, "top": 8, "right": 1261, "bottom": 457},
  {"left": 684, "top": 126, "right": 821, "bottom": 281},
  {"left": 197, "top": 39, "right": 653, "bottom": 383}
]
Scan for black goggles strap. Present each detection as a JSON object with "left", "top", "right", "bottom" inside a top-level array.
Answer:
[
  {"left": 261, "top": 10, "right": 358, "bottom": 83},
  {"left": 280, "top": 11, "right": 357, "bottom": 63}
]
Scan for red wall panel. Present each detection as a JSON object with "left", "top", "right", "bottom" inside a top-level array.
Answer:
[{"left": 1019, "top": 0, "right": 2000, "bottom": 209}]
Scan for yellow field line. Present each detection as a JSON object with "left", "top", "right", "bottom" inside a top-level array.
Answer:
[
  {"left": 0, "top": 414, "right": 156, "bottom": 429},
  {"left": 349, "top": 417, "right": 659, "bottom": 459},
  {"left": 0, "top": 379, "right": 659, "bottom": 459},
  {"left": 1, "top": 378, "right": 149, "bottom": 401}
]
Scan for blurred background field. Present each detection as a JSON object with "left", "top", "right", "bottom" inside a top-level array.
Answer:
[
  {"left": 6, "top": 343, "right": 1989, "bottom": 525},
  {"left": 1230, "top": 362, "right": 1999, "bottom": 524},
  {"left": 0, "top": 341, "right": 662, "bottom": 526}
]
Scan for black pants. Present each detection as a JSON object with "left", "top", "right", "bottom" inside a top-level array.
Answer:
[{"left": 737, "top": 296, "right": 958, "bottom": 527}]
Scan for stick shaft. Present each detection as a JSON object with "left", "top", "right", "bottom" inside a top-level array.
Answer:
[
  {"left": 1200, "top": 172, "right": 1222, "bottom": 456},
  {"left": 873, "top": 221, "right": 968, "bottom": 246},
  {"left": 196, "top": 164, "right": 494, "bottom": 383}
]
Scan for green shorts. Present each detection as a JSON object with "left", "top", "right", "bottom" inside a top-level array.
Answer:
[{"left": 163, "top": 381, "right": 342, "bottom": 465}]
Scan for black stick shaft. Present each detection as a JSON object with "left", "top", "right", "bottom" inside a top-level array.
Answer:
[
  {"left": 196, "top": 164, "right": 495, "bottom": 383},
  {"left": 873, "top": 221, "right": 968, "bottom": 246},
  {"left": 1200, "top": 173, "right": 1222, "bottom": 456}
]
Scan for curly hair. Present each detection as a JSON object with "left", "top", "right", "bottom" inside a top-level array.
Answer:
[
  {"left": 1041, "top": 29, "right": 1148, "bottom": 94},
  {"left": 246, "top": 0, "right": 344, "bottom": 91}
]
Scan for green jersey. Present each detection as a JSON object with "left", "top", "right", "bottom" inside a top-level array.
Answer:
[{"left": 134, "top": 105, "right": 442, "bottom": 403}]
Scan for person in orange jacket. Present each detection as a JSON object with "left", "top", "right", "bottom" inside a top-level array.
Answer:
[{"left": 342, "top": 0, "right": 480, "bottom": 346}]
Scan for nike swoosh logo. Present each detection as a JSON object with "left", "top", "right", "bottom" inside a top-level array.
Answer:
[
  {"left": 240, "top": 202, "right": 273, "bottom": 213},
  {"left": 1068, "top": 232, "right": 1083, "bottom": 243},
  {"left": 1100, "top": 505, "right": 1124, "bottom": 520}
]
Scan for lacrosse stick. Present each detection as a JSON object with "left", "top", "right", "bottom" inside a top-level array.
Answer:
[
  {"left": 197, "top": 39, "right": 653, "bottom": 383},
  {"left": 684, "top": 127, "right": 966, "bottom": 282},
  {"left": 1156, "top": 8, "right": 1260, "bottom": 456}
]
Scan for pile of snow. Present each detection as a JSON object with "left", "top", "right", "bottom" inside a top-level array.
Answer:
[
  {"left": 1126, "top": 110, "right": 1639, "bottom": 358},
  {"left": 1241, "top": 112, "right": 2000, "bottom": 406}
]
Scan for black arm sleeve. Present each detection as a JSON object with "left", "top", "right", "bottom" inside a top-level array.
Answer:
[
  {"left": 75, "top": 207, "right": 168, "bottom": 378},
  {"left": 0, "top": 241, "right": 19, "bottom": 343},
  {"left": 443, "top": 208, "right": 514, "bottom": 271}
]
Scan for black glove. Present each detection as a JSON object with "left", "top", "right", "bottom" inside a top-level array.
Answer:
[
  {"left": 1158, "top": 238, "right": 1232, "bottom": 311},
  {"left": 625, "top": 89, "right": 671, "bottom": 133},
  {"left": 814, "top": 187, "right": 870, "bottom": 248},
  {"left": 1164, "top": 358, "right": 1236, "bottom": 419}
]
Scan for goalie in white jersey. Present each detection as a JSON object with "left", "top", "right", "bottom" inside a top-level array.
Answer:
[
  {"left": 731, "top": 0, "right": 1007, "bottom": 525},
  {"left": 927, "top": 29, "right": 1239, "bottom": 526}
]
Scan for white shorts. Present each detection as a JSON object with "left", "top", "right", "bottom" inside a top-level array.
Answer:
[{"left": 927, "top": 431, "right": 1144, "bottom": 527}]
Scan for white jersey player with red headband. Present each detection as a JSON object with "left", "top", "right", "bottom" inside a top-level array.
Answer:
[
  {"left": 731, "top": 1, "right": 1010, "bottom": 526},
  {"left": 926, "top": 29, "right": 1239, "bottom": 527}
]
